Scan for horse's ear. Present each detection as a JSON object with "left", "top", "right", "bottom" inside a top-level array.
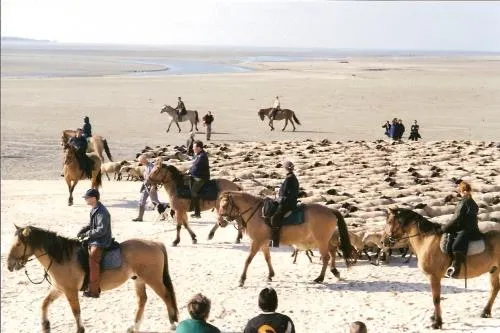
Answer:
[
  {"left": 14, "top": 224, "right": 20, "bottom": 231},
  {"left": 385, "top": 207, "right": 392, "bottom": 215},
  {"left": 22, "top": 227, "right": 31, "bottom": 237}
]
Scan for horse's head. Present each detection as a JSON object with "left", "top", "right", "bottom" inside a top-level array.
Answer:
[
  {"left": 63, "top": 144, "right": 77, "bottom": 164},
  {"left": 258, "top": 109, "right": 266, "bottom": 121},
  {"left": 7, "top": 225, "right": 35, "bottom": 272},
  {"left": 160, "top": 105, "right": 172, "bottom": 114},
  {"left": 383, "top": 207, "right": 415, "bottom": 247},
  {"left": 217, "top": 192, "right": 240, "bottom": 227},
  {"left": 148, "top": 164, "right": 183, "bottom": 188}
]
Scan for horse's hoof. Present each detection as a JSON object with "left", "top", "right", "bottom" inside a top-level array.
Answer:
[
  {"left": 172, "top": 240, "right": 180, "bottom": 247},
  {"left": 207, "top": 232, "right": 214, "bottom": 240},
  {"left": 42, "top": 320, "right": 50, "bottom": 332},
  {"left": 239, "top": 279, "right": 245, "bottom": 287},
  {"left": 192, "top": 238, "right": 197, "bottom": 244},
  {"left": 169, "top": 323, "right": 177, "bottom": 331},
  {"left": 235, "top": 238, "right": 241, "bottom": 244},
  {"left": 313, "top": 277, "right": 324, "bottom": 283},
  {"left": 267, "top": 277, "right": 273, "bottom": 282},
  {"left": 480, "top": 311, "right": 491, "bottom": 318},
  {"left": 331, "top": 268, "right": 340, "bottom": 278},
  {"left": 77, "top": 327, "right": 85, "bottom": 333},
  {"left": 431, "top": 322, "right": 442, "bottom": 330}
]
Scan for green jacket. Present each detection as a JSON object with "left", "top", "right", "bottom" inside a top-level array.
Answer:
[{"left": 176, "top": 319, "right": 220, "bottom": 333}]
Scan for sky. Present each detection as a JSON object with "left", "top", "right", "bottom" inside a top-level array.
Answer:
[{"left": 2, "top": 0, "right": 500, "bottom": 51}]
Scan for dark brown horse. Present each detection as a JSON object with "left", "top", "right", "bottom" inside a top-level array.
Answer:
[
  {"left": 258, "top": 108, "right": 301, "bottom": 131},
  {"left": 7, "top": 225, "right": 178, "bottom": 333},
  {"left": 217, "top": 191, "right": 355, "bottom": 286},
  {"left": 383, "top": 208, "right": 500, "bottom": 329},
  {"left": 147, "top": 163, "right": 243, "bottom": 246}
]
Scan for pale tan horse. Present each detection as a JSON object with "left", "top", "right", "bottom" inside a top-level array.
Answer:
[
  {"left": 61, "top": 130, "right": 113, "bottom": 162},
  {"left": 217, "top": 191, "right": 355, "bottom": 287},
  {"left": 7, "top": 225, "right": 178, "bottom": 333},
  {"left": 147, "top": 163, "right": 243, "bottom": 246},
  {"left": 383, "top": 208, "right": 500, "bottom": 329},
  {"left": 63, "top": 145, "right": 102, "bottom": 206},
  {"left": 160, "top": 105, "right": 200, "bottom": 133},
  {"left": 258, "top": 108, "right": 301, "bottom": 131}
]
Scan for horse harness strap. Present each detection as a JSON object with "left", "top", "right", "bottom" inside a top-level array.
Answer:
[
  {"left": 225, "top": 195, "right": 263, "bottom": 228},
  {"left": 25, "top": 253, "right": 53, "bottom": 286}
]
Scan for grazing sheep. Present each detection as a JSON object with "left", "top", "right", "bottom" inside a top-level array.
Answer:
[
  {"left": 118, "top": 164, "right": 145, "bottom": 181},
  {"left": 101, "top": 160, "right": 129, "bottom": 181},
  {"left": 290, "top": 246, "right": 315, "bottom": 264}
]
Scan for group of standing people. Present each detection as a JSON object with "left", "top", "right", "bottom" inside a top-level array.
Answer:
[{"left": 382, "top": 118, "right": 421, "bottom": 141}]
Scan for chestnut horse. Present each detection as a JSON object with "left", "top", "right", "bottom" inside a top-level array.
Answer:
[
  {"left": 257, "top": 108, "right": 301, "bottom": 131},
  {"left": 217, "top": 191, "right": 355, "bottom": 287},
  {"left": 61, "top": 130, "right": 113, "bottom": 163},
  {"left": 6, "top": 225, "right": 178, "bottom": 333},
  {"left": 147, "top": 163, "right": 243, "bottom": 246},
  {"left": 383, "top": 208, "right": 500, "bottom": 329}
]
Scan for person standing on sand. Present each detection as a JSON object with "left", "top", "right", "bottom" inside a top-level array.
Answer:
[
  {"left": 82, "top": 116, "right": 92, "bottom": 138},
  {"left": 270, "top": 96, "right": 281, "bottom": 120},
  {"left": 398, "top": 119, "right": 405, "bottom": 140},
  {"left": 382, "top": 120, "right": 391, "bottom": 137},
  {"left": 202, "top": 111, "right": 214, "bottom": 141},
  {"left": 409, "top": 120, "right": 422, "bottom": 141},
  {"left": 77, "top": 189, "right": 112, "bottom": 298},
  {"left": 389, "top": 118, "right": 398, "bottom": 140},
  {"left": 244, "top": 287, "right": 295, "bottom": 333},
  {"left": 132, "top": 154, "right": 161, "bottom": 222},
  {"left": 270, "top": 161, "right": 299, "bottom": 248},
  {"left": 176, "top": 294, "right": 220, "bottom": 333}
]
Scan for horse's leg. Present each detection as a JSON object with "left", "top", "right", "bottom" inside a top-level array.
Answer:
[
  {"left": 261, "top": 245, "right": 275, "bottom": 282},
  {"left": 430, "top": 275, "right": 443, "bottom": 329},
  {"left": 176, "top": 121, "right": 181, "bottom": 133},
  {"left": 208, "top": 222, "right": 218, "bottom": 240},
  {"left": 41, "top": 288, "right": 62, "bottom": 333},
  {"left": 282, "top": 118, "right": 288, "bottom": 131},
  {"left": 306, "top": 250, "right": 313, "bottom": 263},
  {"left": 269, "top": 119, "right": 274, "bottom": 131},
  {"left": 240, "top": 240, "right": 263, "bottom": 287},
  {"left": 481, "top": 270, "right": 499, "bottom": 318},
  {"left": 314, "top": 243, "right": 331, "bottom": 283},
  {"left": 128, "top": 279, "right": 147, "bottom": 333},
  {"left": 172, "top": 213, "right": 184, "bottom": 246},
  {"left": 328, "top": 243, "right": 341, "bottom": 279},
  {"left": 65, "top": 291, "right": 84, "bottom": 333},
  {"left": 363, "top": 249, "right": 372, "bottom": 261},
  {"left": 236, "top": 229, "right": 243, "bottom": 244},
  {"left": 167, "top": 120, "right": 173, "bottom": 132},
  {"left": 66, "top": 178, "right": 73, "bottom": 206},
  {"left": 292, "top": 249, "right": 298, "bottom": 264},
  {"left": 182, "top": 220, "right": 197, "bottom": 244}
]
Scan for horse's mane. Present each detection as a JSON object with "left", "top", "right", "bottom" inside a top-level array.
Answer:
[
  {"left": 164, "top": 164, "right": 184, "bottom": 187},
  {"left": 225, "top": 190, "right": 262, "bottom": 202},
  {"left": 395, "top": 208, "right": 442, "bottom": 234},
  {"left": 17, "top": 226, "right": 80, "bottom": 263}
]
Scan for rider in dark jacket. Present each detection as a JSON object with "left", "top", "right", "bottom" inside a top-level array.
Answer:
[
  {"left": 83, "top": 116, "right": 92, "bottom": 138},
  {"left": 441, "top": 181, "right": 481, "bottom": 278},
  {"left": 189, "top": 141, "right": 210, "bottom": 218},
  {"left": 69, "top": 128, "right": 93, "bottom": 177},
  {"left": 270, "top": 161, "right": 299, "bottom": 247},
  {"left": 175, "top": 97, "right": 186, "bottom": 119}
]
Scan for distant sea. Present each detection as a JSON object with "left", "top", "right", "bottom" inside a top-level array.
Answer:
[{"left": 2, "top": 41, "right": 499, "bottom": 78}]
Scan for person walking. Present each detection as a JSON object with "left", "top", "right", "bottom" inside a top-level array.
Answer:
[
  {"left": 132, "top": 155, "right": 161, "bottom": 222},
  {"left": 202, "top": 111, "right": 214, "bottom": 141}
]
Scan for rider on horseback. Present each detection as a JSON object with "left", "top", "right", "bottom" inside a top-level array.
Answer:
[
  {"left": 270, "top": 161, "right": 299, "bottom": 248},
  {"left": 189, "top": 140, "right": 210, "bottom": 219},
  {"left": 270, "top": 96, "right": 281, "bottom": 120},
  {"left": 175, "top": 97, "right": 187, "bottom": 120},
  {"left": 77, "top": 189, "right": 113, "bottom": 298},
  {"left": 441, "top": 181, "right": 481, "bottom": 278},
  {"left": 69, "top": 128, "right": 93, "bottom": 177},
  {"left": 82, "top": 116, "right": 92, "bottom": 138}
]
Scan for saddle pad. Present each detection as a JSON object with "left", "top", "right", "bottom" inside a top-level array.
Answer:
[
  {"left": 77, "top": 244, "right": 122, "bottom": 271},
  {"left": 282, "top": 205, "right": 306, "bottom": 226},
  {"left": 176, "top": 180, "right": 218, "bottom": 201},
  {"left": 440, "top": 234, "right": 485, "bottom": 256}
]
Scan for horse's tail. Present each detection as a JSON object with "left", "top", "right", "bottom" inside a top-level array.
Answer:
[
  {"left": 292, "top": 112, "right": 301, "bottom": 125},
  {"left": 103, "top": 139, "right": 113, "bottom": 162},
  {"left": 95, "top": 170, "right": 103, "bottom": 188},
  {"left": 194, "top": 111, "right": 199, "bottom": 124},
  {"left": 333, "top": 210, "right": 355, "bottom": 268},
  {"left": 160, "top": 243, "right": 179, "bottom": 322}
]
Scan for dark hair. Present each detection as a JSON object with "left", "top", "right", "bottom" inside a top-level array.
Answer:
[
  {"left": 258, "top": 287, "right": 278, "bottom": 312},
  {"left": 194, "top": 140, "right": 204, "bottom": 149},
  {"left": 187, "top": 293, "right": 211, "bottom": 321},
  {"left": 350, "top": 321, "right": 367, "bottom": 333}
]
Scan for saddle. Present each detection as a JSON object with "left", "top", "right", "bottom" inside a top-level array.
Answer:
[
  {"left": 176, "top": 179, "right": 219, "bottom": 201},
  {"left": 440, "top": 233, "right": 485, "bottom": 256},
  {"left": 77, "top": 240, "right": 122, "bottom": 291},
  {"left": 262, "top": 197, "right": 305, "bottom": 226}
]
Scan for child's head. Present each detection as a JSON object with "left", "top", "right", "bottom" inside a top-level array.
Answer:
[
  {"left": 350, "top": 321, "right": 367, "bottom": 333},
  {"left": 258, "top": 287, "right": 278, "bottom": 312}
]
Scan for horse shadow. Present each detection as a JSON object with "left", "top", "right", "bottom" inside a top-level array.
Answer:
[{"left": 105, "top": 199, "right": 140, "bottom": 209}]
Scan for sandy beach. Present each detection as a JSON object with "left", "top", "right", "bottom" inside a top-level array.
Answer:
[{"left": 1, "top": 45, "right": 500, "bottom": 333}]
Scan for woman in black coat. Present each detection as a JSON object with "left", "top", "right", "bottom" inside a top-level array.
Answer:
[{"left": 441, "top": 181, "right": 481, "bottom": 278}]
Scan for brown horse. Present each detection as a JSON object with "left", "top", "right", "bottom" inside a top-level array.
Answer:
[
  {"left": 61, "top": 130, "right": 113, "bottom": 162},
  {"left": 258, "top": 108, "right": 301, "bottom": 131},
  {"left": 383, "top": 208, "right": 500, "bottom": 329},
  {"left": 217, "top": 191, "right": 355, "bottom": 287},
  {"left": 63, "top": 145, "right": 102, "bottom": 206},
  {"left": 147, "top": 163, "right": 243, "bottom": 246},
  {"left": 6, "top": 225, "right": 178, "bottom": 333}
]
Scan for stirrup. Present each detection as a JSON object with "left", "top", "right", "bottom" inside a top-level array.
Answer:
[
  {"left": 445, "top": 266, "right": 455, "bottom": 278},
  {"left": 82, "top": 290, "right": 100, "bottom": 298}
]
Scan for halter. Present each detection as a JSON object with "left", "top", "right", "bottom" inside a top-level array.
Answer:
[
  {"left": 220, "top": 194, "right": 263, "bottom": 229},
  {"left": 15, "top": 240, "right": 53, "bottom": 285},
  {"left": 387, "top": 214, "right": 425, "bottom": 244}
]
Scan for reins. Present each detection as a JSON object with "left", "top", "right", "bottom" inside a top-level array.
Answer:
[
  {"left": 24, "top": 252, "right": 53, "bottom": 286},
  {"left": 223, "top": 194, "right": 263, "bottom": 229}
]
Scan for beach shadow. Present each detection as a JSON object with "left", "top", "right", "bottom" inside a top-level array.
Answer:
[
  {"left": 314, "top": 279, "right": 483, "bottom": 294},
  {"left": 106, "top": 199, "right": 139, "bottom": 209},
  {"left": 290, "top": 130, "right": 337, "bottom": 134}
]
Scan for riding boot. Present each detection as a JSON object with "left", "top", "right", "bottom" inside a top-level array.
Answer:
[
  {"left": 191, "top": 197, "right": 201, "bottom": 218},
  {"left": 83, "top": 246, "right": 102, "bottom": 298},
  {"left": 132, "top": 206, "right": 145, "bottom": 222},
  {"left": 445, "top": 251, "right": 466, "bottom": 278},
  {"left": 270, "top": 216, "right": 281, "bottom": 248}
]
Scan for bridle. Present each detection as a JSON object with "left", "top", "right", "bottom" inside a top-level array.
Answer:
[
  {"left": 219, "top": 194, "right": 263, "bottom": 229},
  {"left": 14, "top": 240, "right": 53, "bottom": 285},
  {"left": 386, "top": 214, "right": 425, "bottom": 245}
]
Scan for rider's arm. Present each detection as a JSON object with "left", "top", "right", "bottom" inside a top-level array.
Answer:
[{"left": 441, "top": 200, "right": 467, "bottom": 233}]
